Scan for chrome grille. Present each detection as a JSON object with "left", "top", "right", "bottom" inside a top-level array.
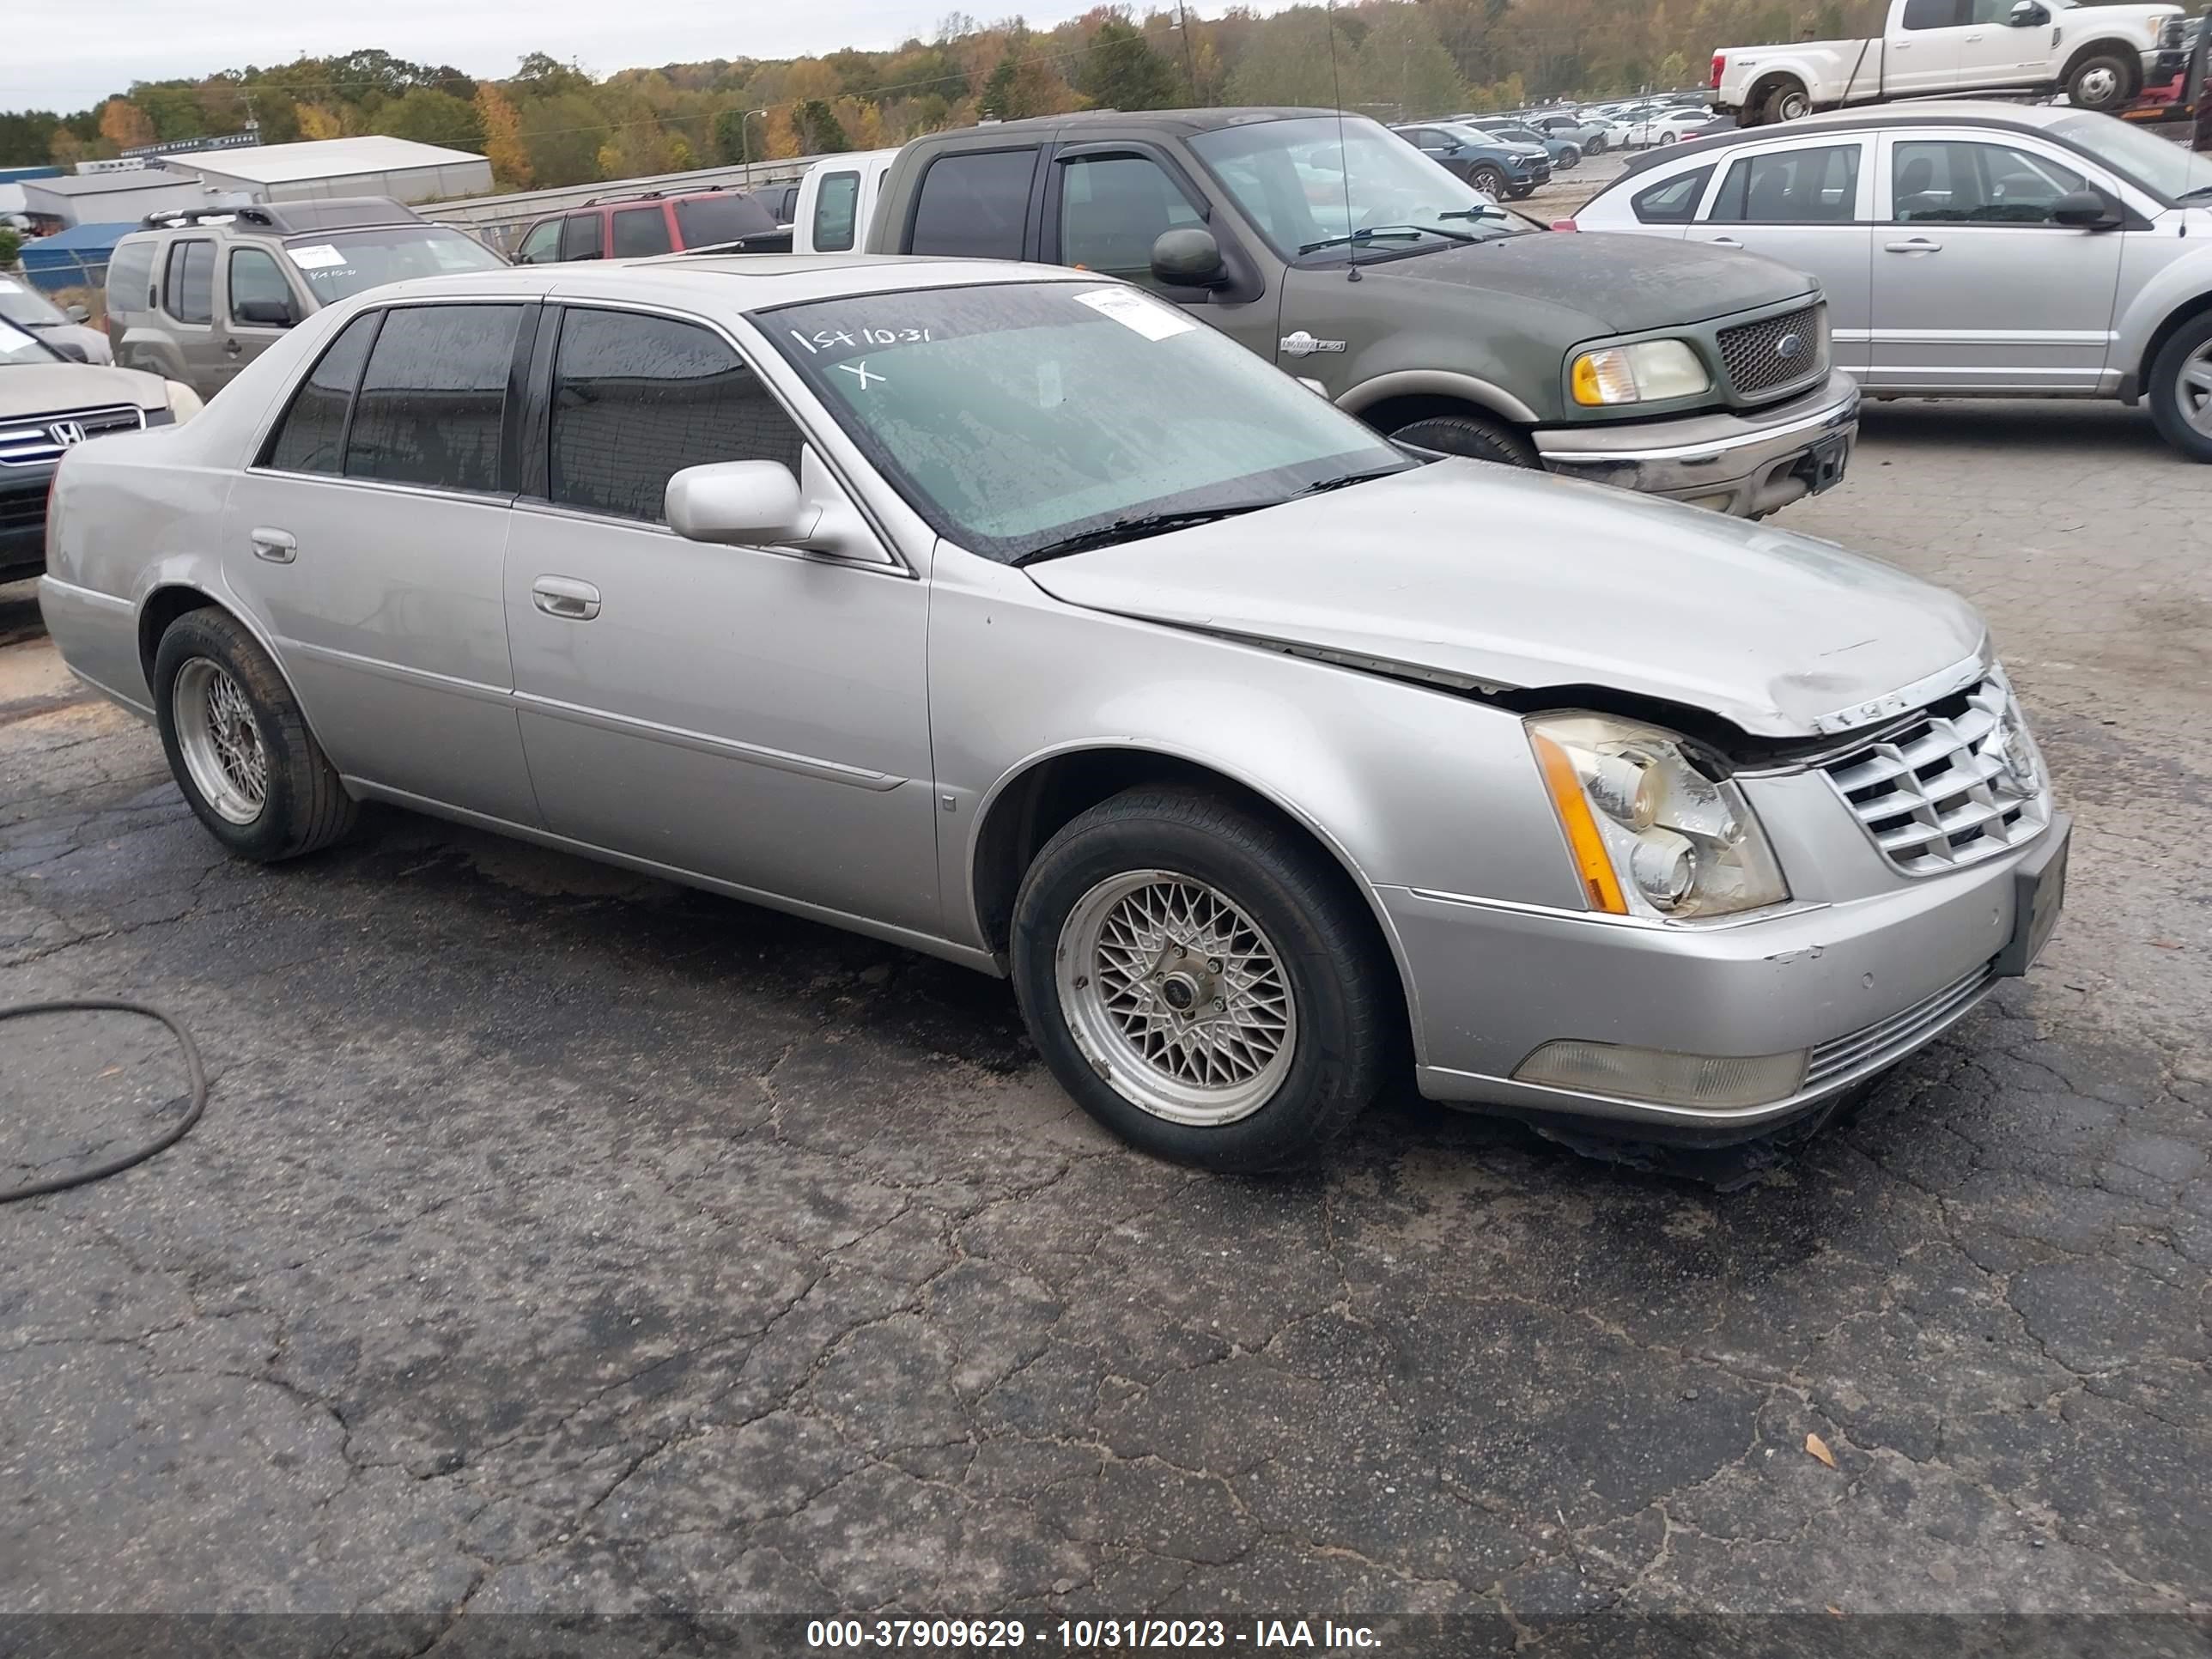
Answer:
[
  {"left": 1717, "top": 302, "right": 1827, "bottom": 401},
  {"left": 1806, "top": 962, "right": 1995, "bottom": 1089},
  {"left": 0, "top": 404, "right": 146, "bottom": 468},
  {"left": 1820, "top": 670, "right": 2051, "bottom": 876}
]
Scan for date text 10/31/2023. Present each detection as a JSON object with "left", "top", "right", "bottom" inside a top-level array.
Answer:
[{"left": 805, "top": 1619, "right": 1383, "bottom": 1650}]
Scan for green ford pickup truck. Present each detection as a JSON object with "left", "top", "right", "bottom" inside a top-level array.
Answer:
[{"left": 864, "top": 107, "right": 1859, "bottom": 517}]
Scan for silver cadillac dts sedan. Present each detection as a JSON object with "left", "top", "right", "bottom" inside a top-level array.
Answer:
[{"left": 37, "top": 256, "right": 2068, "bottom": 1171}]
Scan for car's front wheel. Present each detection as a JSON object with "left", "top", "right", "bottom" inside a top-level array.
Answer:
[
  {"left": 2148, "top": 310, "right": 2212, "bottom": 462},
  {"left": 154, "top": 608, "right": 357, "bottom": 861},
  {"left": 1385, "top": 412, "right": 1537, "bottom": 468},
  {"left": 1010, "top": 787, "right": 1391, "bottom": 1172},
  {"left": 1468, "top": 162, "right": 1508, "bottom": 198}
]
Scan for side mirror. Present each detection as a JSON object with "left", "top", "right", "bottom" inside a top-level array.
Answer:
[
  {"left": 1151, "top": 227, "right": 1227, "bottom": 289},
  {"left": 234, "top": 297, "right": 295, "bottom": 327},
  {"left": 2052, "top": 188, "right": 2120, "bottom": 228},
  {"left": 666, "top": 460, "right": 808, "bottom": 545},
  {"left": 64, "top": 303, "right": 89, "bottom": 323},
  {"left": 2008, "top": 0, "right": 2047, "bottom": 23}
]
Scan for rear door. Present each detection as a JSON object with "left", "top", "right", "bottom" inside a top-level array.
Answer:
[
  {"left": 558, "top": 212, "right": 605, "bottom": 263},
  {"left": 1868, "top": 130, "right": 2124, "bottom": 392},
  {"left": 1888, "top": 0, "right": 1972, "bottom": 93},
  {"left": 1687, "top": 138, "right": 1874, "bottom": 372},
  {"left": 160, "top": 238, "right": 225, "bottom": 393}
]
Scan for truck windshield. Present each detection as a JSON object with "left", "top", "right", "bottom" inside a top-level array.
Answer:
[
  {"left": 761, "top": 282, "right": 1409, "bottom": 566},
  {"left": 1188, "top": 115, "right": 1528, "bottom": 263},
  {"left": 281, "top": 227, "right": 505, "bottom": 303},
  {"left": 2046, "top": 112, "right": 2212, "bottom": 205}
]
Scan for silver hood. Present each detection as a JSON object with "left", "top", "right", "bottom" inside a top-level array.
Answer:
[
  {"left": 0, "top": 361, "right": 168, "bottom": 417},
  {"left": 1022, "top": 461, "right": 1987, "bottom": 739}
]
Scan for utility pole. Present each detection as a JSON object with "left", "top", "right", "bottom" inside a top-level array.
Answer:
[{"left": 1176, "top": 0, "right": 1201, "bottom": 104}]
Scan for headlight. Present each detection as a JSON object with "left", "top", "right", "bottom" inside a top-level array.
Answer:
[
  {"left": 164, "top": 380, "right": 204, "bottom": 424},
  {"left": 1571, "top": 339, "right": 1712, "bottom": 405},
  {"left": 1526, "top": 713, "right": 1790, "bottom": 921}
]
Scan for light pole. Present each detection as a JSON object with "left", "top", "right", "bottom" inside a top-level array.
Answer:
[{"left": 739, "top": 106, "right": 769, "bottom": 173}]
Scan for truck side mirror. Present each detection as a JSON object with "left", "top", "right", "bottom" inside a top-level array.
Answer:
[
  {"left": 2007, "top": 1, "right": 2047, "bottom": 25},
  {"left": 234, "top": 298, "right": 296, "bottom": 327},
  {"left": 2051, "top": 189, "right": 2121, "bottom": 229},
  {"left": 1151, "top": 227, "right": 1227, "bottom": 289}
]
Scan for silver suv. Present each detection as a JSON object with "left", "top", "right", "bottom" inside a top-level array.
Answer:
[{"left": 106, "top": 198, "right": 504, "bottom": 401}]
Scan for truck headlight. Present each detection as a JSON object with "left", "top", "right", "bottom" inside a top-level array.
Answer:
[
  {"left": 1527, "top": 713, "right": 1790, "bottom": 921},
  {"left": 1571, "top": 340, "right": 1711, "bottom": 405}
]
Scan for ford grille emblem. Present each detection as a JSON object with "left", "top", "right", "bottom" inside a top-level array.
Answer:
[
  {"left": 1775, "top": 333, "right": 1805, "bottom": 362},
  {"left": 48, "top": 420, "right": 88, "bottom": 447}
]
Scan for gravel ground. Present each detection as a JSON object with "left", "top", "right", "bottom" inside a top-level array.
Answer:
[{"left": 1, "top": 393, "right": 2207, "bottom": 1649}]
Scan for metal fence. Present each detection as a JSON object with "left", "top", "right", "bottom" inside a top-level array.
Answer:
[
  {"left": 421, "top": 155, "right": 825, "bottom": 254},
  {"left": 15, "top": 249, "right": 111, "bottom": 321}
]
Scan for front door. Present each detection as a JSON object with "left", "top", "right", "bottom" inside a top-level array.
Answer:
[
  {"left": 1686, "top": 140, "right": 1874, "bottom": 374},
  {"left": 502, "top": 304, "right": 940, "bottom": 934},
  {"left": 216, "top": 246, "right": 301, "bottom": 391},
  {"left": 1957, "top": 0, "right": 2038, "bottom": 85},
  {"left": 220, "top": 300, "right": 538, "bottom": 823},
  {"left": 1869, "top": 133, "right": 2125, "bottom": 392}
]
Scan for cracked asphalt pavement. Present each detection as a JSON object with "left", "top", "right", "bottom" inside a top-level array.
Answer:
[{"left": 1, "top": 398, "right": 2208, "bottom": 1644}]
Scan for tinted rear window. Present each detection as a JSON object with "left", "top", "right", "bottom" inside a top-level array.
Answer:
[
  {"left": 166, "top": 240, "right": 215, "bottom": 324},
  {"left": 1632, "top": 165, "right": 1714, "bottom": 223},
  {"left": 106, "top": 241, "right": 156, "bottom": 313},
  {"left": 673, "top": 194, "right": 776, "bottom": 247},
  {"left": 908, "top": 149, "right": 1037, "bottom": 259},
  {"left": 611, "top": 206, "right": 673, "bottom": 258},
  {"left": 263, "top": 311, "right": 380, "bottom": 475},
  {"left": 344, "top": 304, "right": 523, "bottom": 494}
]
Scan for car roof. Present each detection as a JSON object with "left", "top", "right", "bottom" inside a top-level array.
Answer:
[
  {"left": 1617, "top": 100, "right": 2081, "bottom": 176},
  {"left": 342, "top": 254, "right": 1114, "bottom": 315},
  {"left": 915, "top": 106, "right": 1352, "bottom": 142}
]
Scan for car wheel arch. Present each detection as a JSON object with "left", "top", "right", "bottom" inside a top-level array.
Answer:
[
  {"left": 1341, "top": 373, "right": 1543, "bottom": 434},
  {"left": 137, "top": 585, "right": 330, "bottom": 761},
  {"left": 2132, "top": 289, "right": 2212, "bottom": 400},
  {"left": 965, "top": 744, "right": 1422, "bottom": 1059}
]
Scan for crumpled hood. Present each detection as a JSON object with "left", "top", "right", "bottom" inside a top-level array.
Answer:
[
  {"left": 1374, "top": 232, "right": 1815, "bottom": 335},
  {"left": 1023, "top": 462, "right": 1986, "bottom": 739},
  {"left": 0, "top": 362, "right": 167, "bottom": 416}
]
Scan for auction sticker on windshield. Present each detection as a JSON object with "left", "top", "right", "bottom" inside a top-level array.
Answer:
[
  {"left": 288, "top": 244, "right": 348, "bottom": 270},
  {"left": 1073, "top": 286, "right": 1197, "bottom": 341}
]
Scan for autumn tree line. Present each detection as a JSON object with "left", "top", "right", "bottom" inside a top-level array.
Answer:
[{"left": 0, "top": 0, "right": 1892, "bottom": 188}]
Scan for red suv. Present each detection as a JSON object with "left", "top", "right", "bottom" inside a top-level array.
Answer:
[{"left": 511, "top": 187, "right": 782, "bottom": 264}]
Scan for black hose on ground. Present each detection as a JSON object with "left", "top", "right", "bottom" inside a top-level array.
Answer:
[{"left": 0, "top": 999, "right": 207, "bottom": 1204}]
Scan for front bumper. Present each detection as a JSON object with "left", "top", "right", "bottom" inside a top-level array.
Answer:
[
  {"left": 1532, "top": 369, "right": 1860, "bottom": 518},
  {"left": 0, "top": 465, "right": 55, "bottom": 582},
  {"left": 1389, "top": 812, "right": 2068, "bottom": 1146}
]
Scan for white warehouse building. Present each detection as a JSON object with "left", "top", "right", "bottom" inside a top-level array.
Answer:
[{"left": 159, "top": 136, "right": 493, "bottom": 206}]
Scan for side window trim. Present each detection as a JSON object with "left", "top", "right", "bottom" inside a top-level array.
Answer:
[
  {"left": 1704, "top": 141, "right": 1866, "bottom": 224},
  {"left": 332, "top": 309, "right": 386, "bottom": 476}
]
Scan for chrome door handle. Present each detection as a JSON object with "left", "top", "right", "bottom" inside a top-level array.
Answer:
[
  {"left": 1885, "top": 238, "right": 1943, "bottom": 252},
  {"left": 250, "top": 526, "right": 297, "bottom": 563},
  {"left": 531, "top": 575, "right": 601, "bottom": 621},
  {"left": 1705, "top": 235, "right": 1744, "bottom": 247}
]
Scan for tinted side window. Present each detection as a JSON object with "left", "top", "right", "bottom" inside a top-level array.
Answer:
[
  {"left": 812, "top": 171, "right": 861, "bottom": 252},
  {"left": 106, "top": 241, "right": 156, "bottom": 313},
  {"left": 1632, "top": 165, "right": 1714, "bottom": 223},
  {"left": 908, "top": 149, "right": 1037, "bottom": 259},
  {"left": 263, "top": 312, "right": 380, "bottom": 475},
  {"left": 166, "top": 240, "right": 215, "bottom": 325},
  {"left": 345, "top": 304, "right": 523, "bottom": 494},
  {"left": 548, "top": 308, "right": 804, "bottom": 525},
  {"left": 612, "top": 207, "right": 673, "bottom": 258},
  {"left": 228, "top": 248, "right": 294, "bottom": 324},
  {"left": 1709, "top": 146, "right": 1861, "bottom": 223},
  {"left": 515, "top": 220, "right": 562, "bottom": 264},
  {"left": 1900, "top": 0, "right": 1967, "bottom": 26},
  {"left": 559, "top": 214, "right": 605, "bottom": 261},
  {"left": 1058, "top": 155, "right": 1205, "bottom": 287}
]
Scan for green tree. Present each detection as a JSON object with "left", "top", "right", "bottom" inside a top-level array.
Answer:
[
  {"left": 793, "top": 98, "right": 850, "bottom": 153},
  {"left": 1352, "top": 5, "right": 1466, "bottom": 120},
  {"left": 0, "top": 227, "right": 21, "bottom": 271},
  {"left": 518, "top": 89, "right": 605, "bottom": 188},
  {"left": 1080, "top": 17, "right": 1177, "bottom": 111},
  {"left": 374, "top": 88, "right": 485, "bottom": 150},
  {"left": 978, "top": 52, "right": 1020, "bottom": 118},
  {"left": 1224, "top": 10, "right": 1348, "bottom": 109}
]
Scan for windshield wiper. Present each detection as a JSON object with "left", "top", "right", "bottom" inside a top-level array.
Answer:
[
  {"left": 1012, "top": 504, "right": 1276, "bottom": 567},
  {"left": 2178, "top": 184, "right": 2212, "bottom": 202},
  {"left": 1294, "top": 467, "right": 1406, "bottom": 496},
  {"left": 1298, "top": 222, "right": 1481, "bottom": 256}
]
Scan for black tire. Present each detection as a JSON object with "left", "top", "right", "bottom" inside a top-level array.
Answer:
[
  {"left": 153, "top": 608, "right": 357, "bottom": 862},
  {"left": 1468, "top": 162, "right": 1508, "bottom": 198},
  {"left": 1385, "top": 412, "right": 1538, "bottom": 468},
  {"left": 1009, "top": 787, "right": 1393, "bottom": 1173},
  {"left": 1506, "top": 183, "right": 1536, "bottom": 199},
  {"left": 1760, "top": 80, "right": 1811, "bottom": 124},
  {"left": 2147, "top": 310, "right": 2212, "bottom": 463},
  {"left": 2064, "top": 52, "right": 2136, "bottom": 112}
]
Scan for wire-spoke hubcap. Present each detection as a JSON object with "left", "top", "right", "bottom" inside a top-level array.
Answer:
[
  {"left": 2179, "top": 342, "right": 2212, "bottom": 436},
  {"left": 173, "top": 659, "right": 267, "bottom": 825},
  {"left": 1055, "top": 870, "right": 1297, "bottom": 1127}
]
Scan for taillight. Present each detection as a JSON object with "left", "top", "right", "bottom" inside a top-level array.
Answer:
[
  {"left": 1552, "top": 219, "right": 1579, "bottom": 232},
  {"left": 1711, "top": 53, "right": 1726, "bottom": 88}
]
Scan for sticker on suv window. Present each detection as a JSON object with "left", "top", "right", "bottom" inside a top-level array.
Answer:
[
  {"left": 1073, "top": 287, "right": 1196, "bottom": 342},
  {"left": 288, "top": 244, "right": 348, "bottom": 270}
]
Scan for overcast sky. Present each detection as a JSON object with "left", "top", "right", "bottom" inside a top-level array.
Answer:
[{"left": 5, "top": 0, "right": 1164, "bottom": 113}]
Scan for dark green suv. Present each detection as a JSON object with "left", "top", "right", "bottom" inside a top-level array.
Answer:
[{"left": 869, "top": 108, "right": 1858, "bottom": 517}]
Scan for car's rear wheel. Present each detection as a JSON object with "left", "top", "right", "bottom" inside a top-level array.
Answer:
[
  {"left": 1010, "top": 787, "right": 1391, "bottom": 1172},
  {"left": 2066, "top": 52, "right": 2136, "bottom": 111},
  {"left": 1385, "top": 412, "right": 1537, "bottom": 468},
  {"left": 1469, "top": 162, "right": 1508, "bottom": 198},
  {"left": 154, "top": 609, "right": 357, "bottom": 861},
  {"left": 1760, "top": 80, "right": 1811, "bottom": 124},
  {"left": 2147, "top": 312, "right": 2212, "bottom": 463}
]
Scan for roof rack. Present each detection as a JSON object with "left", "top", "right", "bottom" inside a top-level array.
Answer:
[
  {"left": 581, "top": 184, "right": 730, "bottom": 206},
  {"left": 141, "top": 204, "right": 273, "bottom": 229},
  {"left": 137, "top": 197, "right": 423, "bottom": 234}
]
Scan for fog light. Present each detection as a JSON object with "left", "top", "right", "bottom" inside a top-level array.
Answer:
[{"left": 1513, "top": 1040, "right": 1808, "bottom": 1110}]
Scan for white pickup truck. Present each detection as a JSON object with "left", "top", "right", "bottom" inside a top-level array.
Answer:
[{"left": 1714, "top": 0, "right": 2188, "bottom": 125}]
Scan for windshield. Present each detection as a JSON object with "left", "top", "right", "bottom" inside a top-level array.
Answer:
[
  {"left": 2048, "top": 112, "right": 2212, "bottom": 204},
  {"left": 0, "top": 276, "right": 68, "bottom": 330},
  {"left": 0, "top": 315, "right": 61, "bottom": 366},
  {"left": 761, "top": 283, "right": 1409, "bottom": 565},
  {"left": 1190, "top": 115, "right": 1529, "bottom": 260},
  {"left": 282, "top": 227, "right": 505, "bottom": 304}
]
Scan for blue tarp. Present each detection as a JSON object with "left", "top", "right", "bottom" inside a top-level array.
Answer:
[{"left": 18, "top": 221, "right": 134, "bottom": 293}]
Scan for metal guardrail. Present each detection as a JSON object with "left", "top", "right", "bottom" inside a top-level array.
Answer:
[{"left": 422, "top": 155, "right": 826, "bottom": 253}]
